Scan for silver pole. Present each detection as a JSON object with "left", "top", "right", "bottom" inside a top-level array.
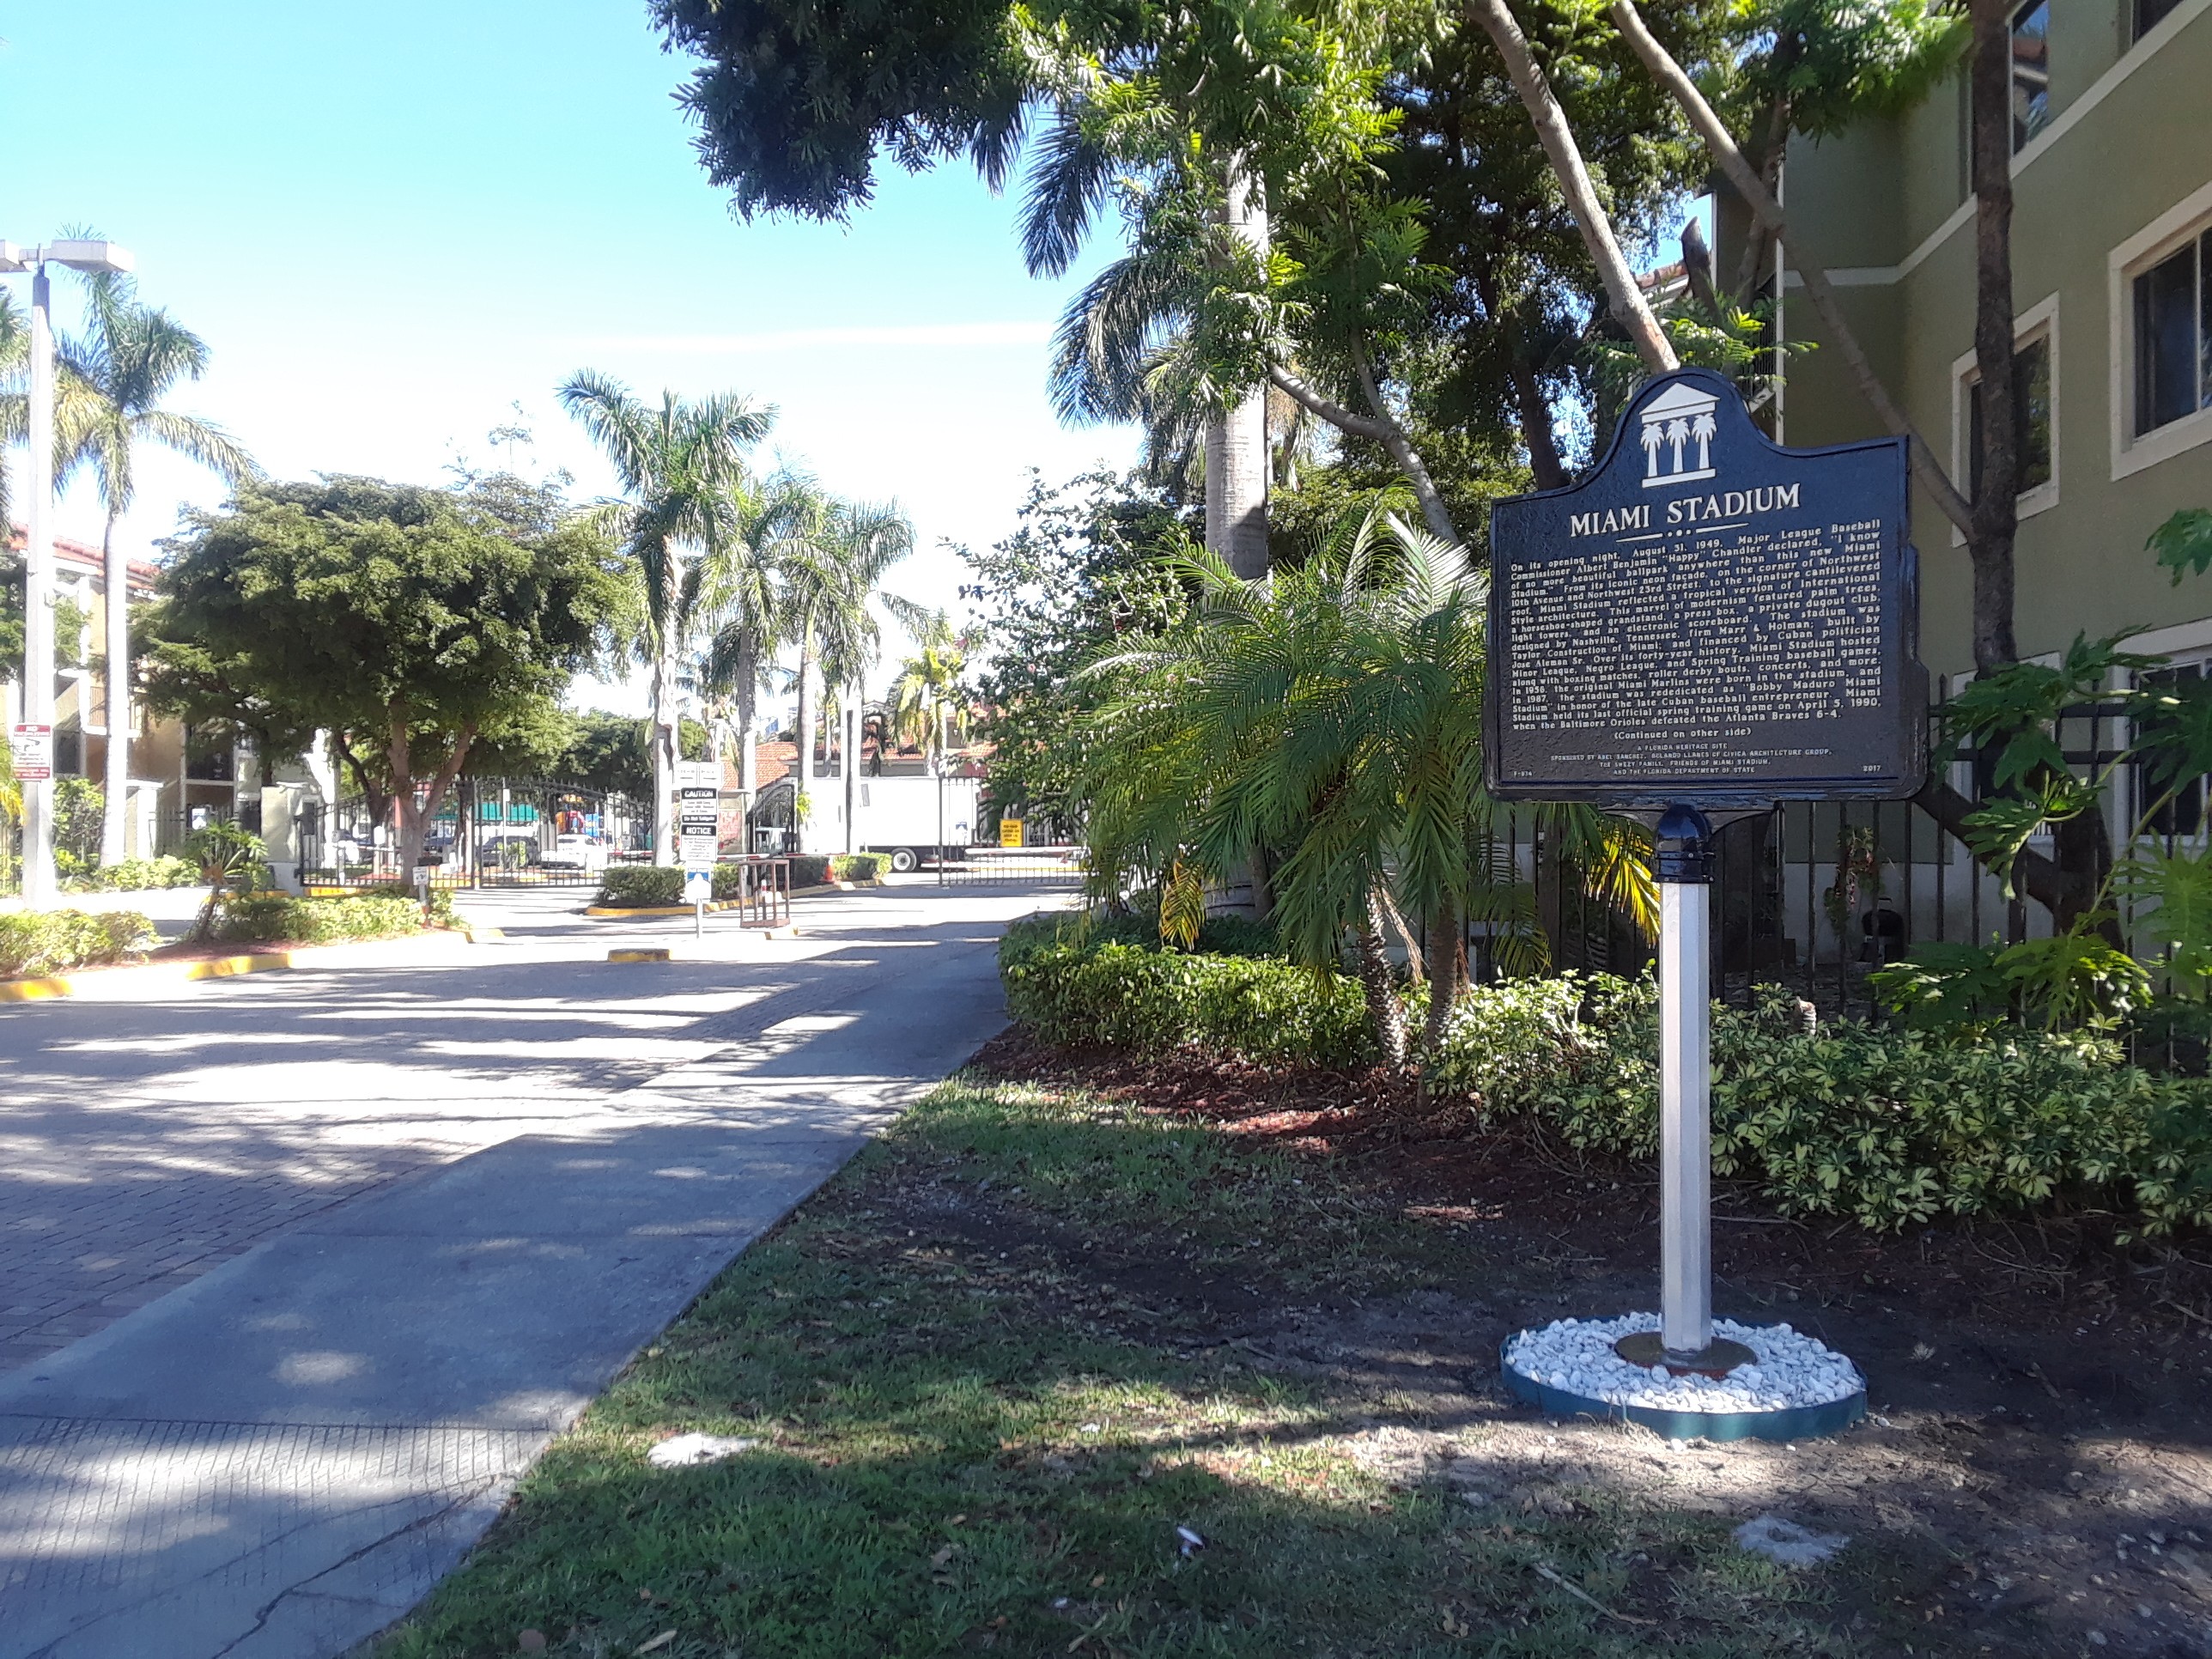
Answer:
[
  {"left": 21, "top": 265, "right": 57, "bottom": 909},
  {"left": 1656, "top": 806, "right": 1713, "bottom": 1358}
]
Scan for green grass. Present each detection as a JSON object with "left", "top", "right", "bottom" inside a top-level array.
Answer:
[{"left": 373, "top": 1079, "right": 1867, "bottom": 1659}]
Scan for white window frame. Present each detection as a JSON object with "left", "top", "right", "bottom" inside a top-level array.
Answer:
[
  {"left": 2110, "top": 179, "right": 2212, "bottom": 482},
  {"left": 1950, "top": 291, "right": 2061, "bottom": 545}
]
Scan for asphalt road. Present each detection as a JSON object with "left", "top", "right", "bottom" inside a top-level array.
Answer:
[{"left": 0, "top": 878, "right": 1070, "bottom": 1659}]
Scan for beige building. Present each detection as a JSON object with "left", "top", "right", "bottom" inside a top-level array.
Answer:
[{"left": 3, "top": 530, "right": 265, "bottom": 861}]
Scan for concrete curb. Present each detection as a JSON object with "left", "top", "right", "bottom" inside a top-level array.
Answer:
[{"left": 0, "top": 930, "right": 478, "bottom": 1004}]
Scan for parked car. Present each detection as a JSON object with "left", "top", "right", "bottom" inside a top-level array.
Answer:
[{"left": 542, "top": 834, "right": 610, "bottom": 874}]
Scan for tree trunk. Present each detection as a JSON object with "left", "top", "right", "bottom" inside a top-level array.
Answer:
[
  {"left": 100, "top": 511, "right": 131, "bottom": 865},
  {"left": 1357, "top": 885, "right": 1410, "bottom": 1070},
  {"left": 737, "top": 647, "right": 760, "bottom": 808},
  {"left": 842, "top": 679, "right": 860, "bottom": 855},
  {"left": 386, "top": 713, "right": 475, "bottom": 877},
  {"left": 1966, "top": 0, "right": 2021, "bottom": 671},
  {"left": 1508, "top": 355, "right": 1569, "bottom": 492},
  {"left": 1206, "top": 156, "right": 1271, "bottom": 580},
  {"left": 794, "top": 631, "right": 817, "bottom": 854},
  {"left": 652, "top": 641, "right": 679, "bottom": 866},
  {"left": 1606, "top": 0, "right": 1975, "bottom": 537},
  {"left": 1267, "top": 363, "right": 1461, "bottom": 543},
  {"left": 1420, "top": 899, "right": 1462, "bottom": 1059},
  {"left": 1466, "top": 0, "right": 1677, "bottom": 374}
]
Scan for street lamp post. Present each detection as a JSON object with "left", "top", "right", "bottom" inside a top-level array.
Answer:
[{"left": 0, "top": 238, "right": 135, "bottom": 908}]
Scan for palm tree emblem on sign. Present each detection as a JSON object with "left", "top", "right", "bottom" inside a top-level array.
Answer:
[{"left": 1637, "top": 381, "right": 1721, "bottom": 487}]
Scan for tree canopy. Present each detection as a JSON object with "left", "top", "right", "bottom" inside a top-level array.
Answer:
[{"left": 147, "top": 474, "right": 623, "bottom": 866}]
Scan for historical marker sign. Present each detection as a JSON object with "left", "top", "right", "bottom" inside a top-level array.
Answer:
[{"left": 1485, "top": 368, "right": 1924, "bottom": 811}]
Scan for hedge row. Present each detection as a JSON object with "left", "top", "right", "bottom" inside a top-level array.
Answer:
[
  {"left": 63, "top": 855, "right": 201, "bottom": 893},
  {"left": 0, "top": 909, "right": 157, "bottom": 978},
  {"left": 216, "top": 894, "right": 427, "bottom": 946},
  {"left": 1001, "top": 921, "right": 2212, "bottom": 1237},
  {"left": 595, "top": 854, "right": 890, "bottom": 908},
  {"left": 1000, "top": 917, "right": 1370, "bottom": 1066}
]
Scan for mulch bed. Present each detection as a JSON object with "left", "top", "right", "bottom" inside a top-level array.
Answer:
[{"left": 970, "top": 1030, "right": 2212, "bottom": 1656}]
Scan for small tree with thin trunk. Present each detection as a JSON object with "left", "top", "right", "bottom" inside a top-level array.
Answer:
[{"left": 154, "top": 477, "right": 622, "bottom": 872}]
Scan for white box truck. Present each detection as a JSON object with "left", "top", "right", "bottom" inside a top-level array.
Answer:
[{"left": 844, "top": 774, "right": 981, "bottom": 872}]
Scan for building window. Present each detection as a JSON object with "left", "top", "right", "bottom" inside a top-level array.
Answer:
[
  {"left": 2010, "top": 1, "right": 2051, "bottom": 151},
  {"left": 184, "top": 724, "right": 235, "bottom": 783},
  {"left": 2136, "top": 0, "right": 2185, "bottom": 40},
  {"left": 2140, "top": 662, "right": 2207, "bottom": 837},
  {"left": 1966, "top": 330, "right": 2055, "bottom": 501},
  {"left": 2135, "top": 229, "right": 2211, "bottom": 438}
]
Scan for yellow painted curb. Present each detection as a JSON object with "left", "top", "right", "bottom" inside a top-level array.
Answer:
[
  {"left": 463, "top": 927, "right": 506, "bottom": 943},
  {"left": 0, "top": 950, "right": 296, "bottom": 1004},
  {"left": 0, "top": 933, "right": 475, "bottom": 1004},
  {"left": 608, "top": 947, "right": 672, "bottom": 963}
]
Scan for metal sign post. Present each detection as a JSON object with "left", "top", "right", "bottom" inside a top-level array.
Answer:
[
  {"left": 1651, "top": 805, "right": 1734, "bottom": 1366},
  {"left": 675, "top": 760, "right": 720, "bottom": 939},
  {"left": 1484, "top": 368, "right": 1921, "bottom": 1434}
]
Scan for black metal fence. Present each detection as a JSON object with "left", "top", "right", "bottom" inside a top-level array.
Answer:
[
  {"left": 300, "top": 779, "right": 647, "bottom": 890},
  {"left": 937, "top": 845, "right": 1086, "bottom": 885}
]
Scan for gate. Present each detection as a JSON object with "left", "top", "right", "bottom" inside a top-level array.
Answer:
[
  {"left": 298, "top": 778, "right": 647, "bottom": 889},
  {"left": 936, "top": 844, "right": 1085, "bottom": 886}
]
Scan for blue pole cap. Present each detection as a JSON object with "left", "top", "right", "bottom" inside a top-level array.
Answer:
[{"left": 1655, "top": 804, "right": 1713, "bottom": 884}]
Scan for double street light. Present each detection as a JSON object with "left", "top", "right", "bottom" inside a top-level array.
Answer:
[{"left": 1, "top": 237, "right": 135, "bottom": 909}]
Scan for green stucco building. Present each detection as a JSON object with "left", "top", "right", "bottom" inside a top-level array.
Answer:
[{"left": 1738, "top": 0, "right": 2210, "bottom": 683}]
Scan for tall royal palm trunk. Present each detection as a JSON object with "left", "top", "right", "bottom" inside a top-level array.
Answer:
[
  {"left": 100, "top": 514, "right": 131, "bottom": 865},
  {"left": 737, "top": 647, "right": 760, "bottom": 806},
  {"left": 794, "top": 630, "right": 817, "bottom": 855},
  {"left": 842, "top": 677, "right": 860, "bottom": 855},
  {"left": 652, "top": 562, "right": 681, "bottom": 866},
  {"left": 1206, "top": 157, "right": 1270, "bottom": 581}
]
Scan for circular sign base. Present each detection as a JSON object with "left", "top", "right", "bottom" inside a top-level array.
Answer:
[
  {"left": 1498, "top": 1318, "right": 1865, "bottom": 1443},
  {"left": 1612, "top": 1330, "right": 1758, "bottom": 1378}
]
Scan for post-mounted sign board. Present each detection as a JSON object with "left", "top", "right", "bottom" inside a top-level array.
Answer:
[
  {"left": 1484, "top": 368, "right": 1925, "bottom": 811},
  {"left": 9, "top": 724, "right": 52, "bottom": 782}
]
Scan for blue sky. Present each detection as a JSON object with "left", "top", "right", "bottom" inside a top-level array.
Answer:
[{"left": 0, "top": 1, "right": 1139, "bottom": 712}]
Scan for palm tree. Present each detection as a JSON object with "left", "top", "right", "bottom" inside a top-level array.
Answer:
[
  {"left": 693, "top": 471, "right": 817, "bottom": 811},
  {"left": 774, "top": 495, "right": 917, "bottom": 853},
  {"left": 886, "top": 611, "right": 968, "bottom": 767},
  {"left": 58, "top": 271, "right": 257, "bottom": 865},
  {"left": 1081, "top": 495, "right": 1652, "bottom": 1070},
  {"left": 560, "top": 370, "right": 773, "bottom": 862}
]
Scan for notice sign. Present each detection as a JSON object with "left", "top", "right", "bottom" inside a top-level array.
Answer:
[
  {"left": 1485, "top": 369, "right": 1924, "bottom": 810},
  {"left": 999, "top": 818, "right": 1024, "bottom": 849},
  {"left": 9, "top": 724, "right": 52, "bottom": 782},
  {"left": 676, "top": 769, "right": 720, "bottom": 873}
]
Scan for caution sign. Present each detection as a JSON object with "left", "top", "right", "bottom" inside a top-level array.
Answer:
[{"left": 9, "top": 724, "right": 52, "bottom": 782}]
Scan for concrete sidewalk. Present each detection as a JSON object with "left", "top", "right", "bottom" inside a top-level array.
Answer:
[{"left": 0, "top": 884, "right": 1058, "bottom": 1659}]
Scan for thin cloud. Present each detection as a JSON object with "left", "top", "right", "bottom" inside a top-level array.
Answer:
[{"left": 574, "top": 321, "right": 1056, "bottom": 354}]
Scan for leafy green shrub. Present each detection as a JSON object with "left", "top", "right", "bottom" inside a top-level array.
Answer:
[
  {"left": 999, "top": 916, "right": 1369, "bottom": 1066},
  {"left": 596, "top": 866, "right": 684, "bottom": 907},
  {"left": 1872, "top": 935, "right": 2152, "bottom": 1033},
  {"left": 79, "top": 854, "right": 202, "bottom": 891},
  {"left": 596, "top": 864, "right": 770, "bottom": 907},
  {"left": 0, "top": 909, "right": 157, "bottom": 978},
  {"left": 216, "top": 894, "right": 425, "bottom": 946},
  {"left": 834, "top": 852, "right": 890, "bottom": 883},
  {"left": 1434, "top": 975, "right": 2212, "bottom": 1237}
]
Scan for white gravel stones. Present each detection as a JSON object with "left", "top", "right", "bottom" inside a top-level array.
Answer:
[
  {"left": 1502, "top": 1313, "right": 1862, "bottom": 1413},
  {"left": 1733, "top": 1515, "right": 1850, "bottom": 1566},
  {"left": 647, "top": 1432, "right": 760, "bottom": 1468}
]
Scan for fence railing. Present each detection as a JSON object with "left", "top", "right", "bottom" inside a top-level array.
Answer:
[{"left": 937, "top": 845, "right": 1086, "bottom": 885}]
